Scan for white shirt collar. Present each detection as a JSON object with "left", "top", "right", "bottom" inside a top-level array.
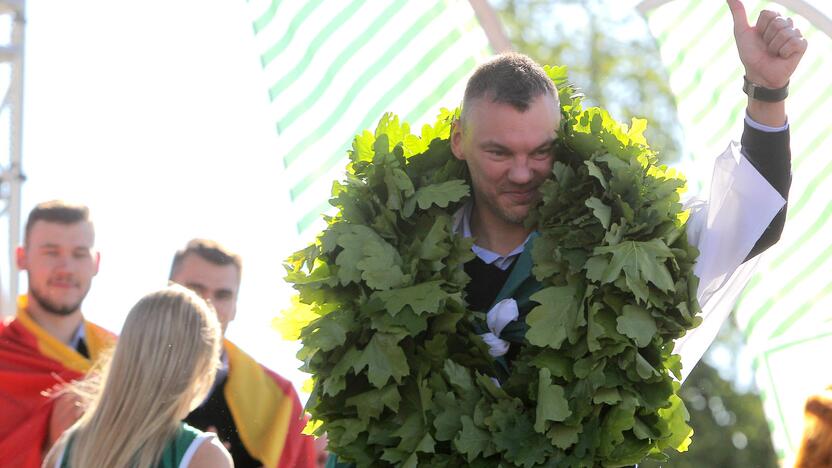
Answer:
[
  {"left": 69, "top": 322, "right": 86, "bottom": 350},
  {"left": 452, "top": 201, "right": 530, "bottom": 271}
]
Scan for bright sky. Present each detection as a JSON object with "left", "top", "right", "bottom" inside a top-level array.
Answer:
[
  {"left": 8, "top": 0, "right": 831, "bottom": 399},
  {"left": 18, "top": 1, "right": 308, "bottom": 388}
]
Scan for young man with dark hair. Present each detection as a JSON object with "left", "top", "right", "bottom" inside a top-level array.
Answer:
[
  {"left": 170, "top": 238, "right": 317, "bottom": 468},
  {"left": 0, "top": 200, "right": 115, "bottom": 467}
]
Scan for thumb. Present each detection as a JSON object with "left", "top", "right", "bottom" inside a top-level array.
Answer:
[{"left": 727, "top": 0, "right": 750, "bottom": 34}]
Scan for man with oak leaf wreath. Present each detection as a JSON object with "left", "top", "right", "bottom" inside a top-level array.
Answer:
[{"left": 326, "top": 0, "right": 807, "bottom": 465}]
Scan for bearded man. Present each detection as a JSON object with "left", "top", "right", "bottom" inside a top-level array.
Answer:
[{"left": 0, "top": 200, "right": 115, "bottom": 467}]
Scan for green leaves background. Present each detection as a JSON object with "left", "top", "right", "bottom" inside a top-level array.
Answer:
[{"left": 282, "top": 68, "right": 700, "bottom": 466}]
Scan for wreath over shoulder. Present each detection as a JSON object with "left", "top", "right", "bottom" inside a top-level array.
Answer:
[{"left": 280, "top": 67, "right": 701, "bottom": 467}]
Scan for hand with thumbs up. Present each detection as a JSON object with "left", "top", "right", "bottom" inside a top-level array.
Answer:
[
  {"left": 727, "top": 0, "right": 807, "bottom": 125},
  {"left": 727, "top": 0, "right": 807, "bottom": 88}
]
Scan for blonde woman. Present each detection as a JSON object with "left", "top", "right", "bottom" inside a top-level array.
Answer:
[{"left": 44, "top": 285, "right": 232, "bottom": 468}]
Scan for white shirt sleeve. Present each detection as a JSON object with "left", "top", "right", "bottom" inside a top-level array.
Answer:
[{"left": 673, "top": 141, "right": 785, "bottom": 382}]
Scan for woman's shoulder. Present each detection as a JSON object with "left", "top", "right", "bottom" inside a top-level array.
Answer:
[
  {"left": 165, "top": 423, "right": 231, "bottom": 468},
  {"left": 185, "top": 433, "right": 232, "bottom": 468}
]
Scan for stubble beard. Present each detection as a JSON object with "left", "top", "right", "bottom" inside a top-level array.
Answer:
[
  {"left": 28, "top": 281, "right": 88, "bottom": 317},
  {"left": 491, "top": 192, "right": 539, "bottom": 226}
]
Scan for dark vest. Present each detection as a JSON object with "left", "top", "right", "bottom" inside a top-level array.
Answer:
[{"left": 184, "top": 376, "right": 262, "bottom": 468}]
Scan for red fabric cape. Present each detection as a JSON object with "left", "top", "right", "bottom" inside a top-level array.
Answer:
[
  {"left": 0, "top": 318, "right": 85, "bottom": 467},
  {"left": 223, "top": 340, "right": 316, "bottom": 467}
]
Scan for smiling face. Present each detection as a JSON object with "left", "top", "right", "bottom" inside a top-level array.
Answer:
[
  {"left": 451, "top": 93, "right": 560, "bottom": 227},
  {"left": 17, "top": 220, "right": 99, "bottom": 317}
]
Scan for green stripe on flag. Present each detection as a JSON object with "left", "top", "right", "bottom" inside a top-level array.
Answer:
[
  {"left": 675, "top": 39, "right": 734, "bottom": 101},
  {"left": 404, "top": 58, "right": 476, "bottom": 124},
  {"left": 744, "top": 233, "right": 832, "bottom": 339},
  {"left": 277, "top": 0, "right": 443, "bottom": 129},
  {"left": 654, "top": 1, "right": 705, "bottom": 45},
  {"left": 753, "top": 330, "right": 832, "bottom": 370},
  {"left": 289, "top": 30, "right": 468, "bottom": 200},
  {"left": 769, "top": 279, "right": 832, "bottom": 339},
  {"left": 259, "top": 0, "right": 325, "bottom": 67},
  {"left": 706, "top": 101, "right": 744, "bottom": 145},
  {"left": 298, "top": 200, "right": 333, "bottom": 233},
  {"left": 253, "top": 0, "right": 283, "bottom": 34},
  {"left": 691, "top": 68, "right": 743, "bottom": 125},
  {"left": 794, "top": 131, "right": 832, "bottom": 173},
  {"left": 266, "top": 0, "right": 366, "bottom": 100},
  {"left": 762, "top": 353, "right": 795, "bottom": 451},
  {"left": 769, "top": 164, "right": 832, "bottom": 267},
  {"left": 280, "top": 2, "right": 448, "bottom": 167},
  {"left": 297, "top": 59, "right": 476, "bottom": 232}
]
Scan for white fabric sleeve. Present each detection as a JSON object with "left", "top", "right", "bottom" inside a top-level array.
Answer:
[
  {"left": 674, "top": 141, "right": 786, "bottom": 383},
  {"left": 179, "top": 432, "right": 215, "bottom": 468}
]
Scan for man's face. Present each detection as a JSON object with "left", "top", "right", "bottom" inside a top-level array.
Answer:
[
  {"left": 170, "top": 253, "right": 239, "bottom": 334},
  {"left": 451, "top": 93, "right": 560, "bottom": 225},
  {"left": 17, "top": 221, "right": 99, "bottom": 317}
]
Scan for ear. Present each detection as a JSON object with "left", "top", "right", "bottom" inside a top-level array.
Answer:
[
  {"left": 229, "top": 302, "right": 237, "bottom": 324},
  {"left": 15, "top": 246, "right": 26, "bottom": 270},
  {"left": 450, "top": 119, "right": 465, "bottom": 161},
  {"left": 92, "top": 251, "right": 101, "bottom": 276}
]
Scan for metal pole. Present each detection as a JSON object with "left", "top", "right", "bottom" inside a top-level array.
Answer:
[{"left": 0, "top": 0, "right": 25, "bottom": 318}]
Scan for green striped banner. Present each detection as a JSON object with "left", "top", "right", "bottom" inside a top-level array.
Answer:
[
  {"left": 646, "top": 1, "right": 832, "bottom": 463},
  {"left": 247, "top": 0, "right": 492, "bottom": 233}
]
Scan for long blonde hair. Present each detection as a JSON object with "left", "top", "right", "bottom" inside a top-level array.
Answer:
[{"left": 51, "top": 284, "right": 222, "bottom": 467}]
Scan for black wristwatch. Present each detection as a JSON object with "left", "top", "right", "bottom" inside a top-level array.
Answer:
[{"left": 743, "top": 75, "right": 789, "bottom": 102}]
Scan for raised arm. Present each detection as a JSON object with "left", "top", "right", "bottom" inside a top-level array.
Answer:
[{"left": 728, "top": 0, "right": 807, "bottom": 260}]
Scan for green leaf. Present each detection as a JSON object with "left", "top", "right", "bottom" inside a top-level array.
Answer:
[
  {"left": 634, "top": 352, "right": 660, "bottom": 380},
  {"left": 356, "top": 238, "right": 407, "bottom": 290},
  {"left": 535, "top": 368, "right": 572, "bottom": 433},
  {"left": 616, "top": 305, "right": 657, "bottom": 348},
  {"left": 586, "top": 197, "right": 611, "bottom": 229},
  {"left": 394, "top": 412, "right": 426, "bottom": 452},
  {"left": 593, "top": 387, "right": 622, "bottom": 405},
  {"left": 345, "top": 385, "right": 402, "bottom": 423},
  {"left": 353, "top": 333, "right": 410, "bottom": 388},
  {"left": 657, "top": 385, "right": 693, "bottom": 452},
  {"left": 433, "top": 391, "right": 464, "bottom": 441},
  {"left": 413, "top": 179, "right": 469, "bottom": 210},
  {"left": 526, "top": 286, "right": 582, "bottom": 349},
  {"left": 454, "top": 416, "right": 491, "bottom": 462},
  {"left": 416, "top": 433, "right": 436, "bottom": 453},
  {"left": 594, "top": 239, "right": 676, "bottom": 302},
  {"left": 371, "top": 281, "right": 446, "bottom": 316},
  {"left": 348, "top": 129, "right": 375, "bottom": 163},
  {"left": 600, "top": 402, "right": 636, "bottom": 455},
  {"left": 418, "top": 215, "right": 453, "bottom": 261},
  {"left": 585, "top": 160, "right": 609, "bottom": 189},
  {"left": 547, "top": 424, "right": 582, "bottom": 450},
  {"left": 323, "top": 348, "right": 360, "bottom": 396}
]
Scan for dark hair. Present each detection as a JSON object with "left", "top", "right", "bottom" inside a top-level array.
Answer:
[
  {"left": 462, "top": 52, "right": 557, "bottom": 117},
  {"left": 169, "top": 238, "right": 242, "bottom": 280},
  {"left": 24, "top": 200, "right": 92, "bottom": 245}
]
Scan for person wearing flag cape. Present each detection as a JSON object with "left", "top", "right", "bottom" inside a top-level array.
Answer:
[
  {"left": 170, "top": 239, "right": 318, "bottom": 468},
  {"left": 0, "top": 201, "right": 115, "bottom": 467}
]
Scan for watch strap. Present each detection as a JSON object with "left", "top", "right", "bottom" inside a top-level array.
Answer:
[{"left": 743, "top": 75, "right": 789, "bottom": 102}]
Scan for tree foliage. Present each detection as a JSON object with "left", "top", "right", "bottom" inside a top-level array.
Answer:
[{"left": 492, "top": 0, "right": 684, "bottom": 162}]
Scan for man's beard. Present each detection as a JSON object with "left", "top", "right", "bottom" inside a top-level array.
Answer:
[{"left": 29, "top": 283, "right": 87, "bottom": 317}]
